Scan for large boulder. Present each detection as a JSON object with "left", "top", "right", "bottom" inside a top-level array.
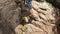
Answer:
[{"left": 0, "top": 0, "right": 59, "bottom": 34}]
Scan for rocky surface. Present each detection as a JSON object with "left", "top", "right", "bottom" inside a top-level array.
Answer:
[
  {"left": 0, "top": 0, "right": 60, "bottom": 34},
  {"left": 46, "top": 0, "right": 60, "bottom": 9}
]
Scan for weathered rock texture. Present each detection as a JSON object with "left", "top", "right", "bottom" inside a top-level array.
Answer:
[{"left": 0, "top": 0, "right": 60, "bottom": 34}]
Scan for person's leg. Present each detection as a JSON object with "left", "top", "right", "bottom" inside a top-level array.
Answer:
[
  {"left": 29, "top": 8, "right": 36, "bottom": 16},
  {"left": 25, "top": 0, "right": 32, "bottom": 9},
  {"left": 25, "top": 0, "right": 41, "bottom": 21},
  {"left": 25, "top": 0, "right": 35, "bottom": 16},
  {"left": 30, "top": 9, "right": 41, "bottom": 21}
]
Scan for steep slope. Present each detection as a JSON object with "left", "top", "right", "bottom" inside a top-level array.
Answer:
[{"left": 0, "top": 0, "right": 59, "bottom": 34}]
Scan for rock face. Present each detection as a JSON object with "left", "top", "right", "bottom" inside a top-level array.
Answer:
[
  {"left": 0, "top": 0, "right": 21, "bottom": 34},
  {"left": 46, "top": 0, "right": 60, "bottom": 9},
  {"left": 0, "top": 0, "right": 59, "bottom": 34}
]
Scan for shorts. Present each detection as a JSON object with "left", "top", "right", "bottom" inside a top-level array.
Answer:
[{"left": 25, "top": 0, "right": 32, "bottom": 9}]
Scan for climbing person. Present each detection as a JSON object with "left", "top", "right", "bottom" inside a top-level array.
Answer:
[{"left": 25, "top": 0, "right": 41, "bottom": 21}]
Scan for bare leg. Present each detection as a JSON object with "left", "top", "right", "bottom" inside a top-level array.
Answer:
[{"left": 29, "top": 9, "right": 35, "bottom": 16}]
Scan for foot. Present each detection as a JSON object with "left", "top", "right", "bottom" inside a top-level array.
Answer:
[
  {"left": 30, "top": 15, "right": 41, "bottom": 21},
  {"left": 29, "top": 9, "right": 41, "bottom": 21}
]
